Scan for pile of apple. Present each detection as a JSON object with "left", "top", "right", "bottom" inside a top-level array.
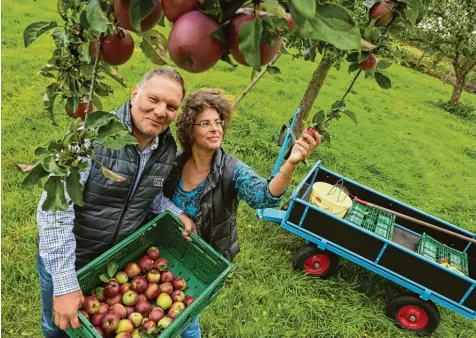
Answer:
[
  {"left": 79, "top": 246, "right": 196, "bottom": 338},
  {"left": 91, "top": 0, "right": 295, "bottom": 72}
]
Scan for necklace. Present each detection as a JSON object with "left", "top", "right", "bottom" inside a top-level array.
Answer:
[{"left": 187, "top": 163, "right": 210, "bottom": 174}]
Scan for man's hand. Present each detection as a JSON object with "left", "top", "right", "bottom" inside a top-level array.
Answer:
[
  {"left": 288, "top": 129, "right": 321, "bottom": 165},
  {"left": 53, "top": 290, "right": 84, "bottom": 330},
  {"left": 179, "top": 213, "right": 197, "bottom": 242}
]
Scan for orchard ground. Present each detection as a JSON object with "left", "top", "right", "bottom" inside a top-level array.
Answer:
[{"left": 2, "top": 0, "right": 476, "bottom": 337}]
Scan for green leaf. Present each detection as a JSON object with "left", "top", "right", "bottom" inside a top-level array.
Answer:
[
  {"left": 42, "top": 176, "right": 68, "bottom": 211},
  {"left": 102, "top": 133, "right": 138, "bottom": 150},
  {"left": 280, "top": 44, "right": 290, "bottom": 54},
  {"left": 200, "top": 0, "right": 222, "bottom": 22},
  {"left": 86, "top": 0, "right": 111, "bottom": 33},
  {"left": 266, "top": 65, "right": 281, "bottom": 74},
  {"left": 312, "top": 110, "right": 325, "bottom": 124},
  {"left": 343, "top": 110, "right": 358, "bottom": 125},
  {"left": 301, "top": 3, "right": 361, "bottom": 50},
  {"left": 66, "top": 166, "right": 84, "bottom": 206},
  {"left": 101, "top": 166, "right": 127, "bottom": 183},
  {"left": 23, "top": 21, "right": 57, "bottom": 47},
  {"left": 41, "top": 155, "right": 68, "bottom": 176},
  {"left": 348, "top": 62, "right": 360, "bottom": 73},
  {"left": 404, "top": 7, "right": 418, "bottom": 25},
  {"left": 290, "top": 0, "right": 316, "bottom": 20},
  {"left": 108, "top": 262, "right": 118, "bottom": 278},
  {"left": 99, "top": 274, "right": 110, "bottom": 283},
  {"left": 377, "top": 60, "right": 392, "bottom": 69},
  {"left": 139, "top": 30, "right": 168, "bottom": 65},
  {"left": 238, "top": 18, "right": 263, "bottom": 70},
  {"left": 22, "top": 163, "right": 49, "bottom": 187},
  {"left": 91, "top": 95, "right": 103, "bottom": 110},
  {"left": 331, "top": 100, "right": 345, "bottom": 111},
  {"left": 35, "top": 147, "right": 49, "bottom": 156},
  {"left": 211, "top": 26, "right": 227, "bottom": 43},
  {"left": 346, "top": 52, "right": 359, "bottom": 62},
  {"left": 66, "top": 96, "right": 79, "bottom": 116},
  {"left": 374, "top": 72, "right": 391, "bottom": 89},
  {"left": 321, "top": 130, "right": 331, "bottom": 144},
  {"left": 140, "top": 332, "right": 154, "bottom": 338},
  {"left": 129, "top": 0, "right": 154, "bottom": 32},
  {"left": 85, "top": 111, "right": 118, "bottom": 129}
]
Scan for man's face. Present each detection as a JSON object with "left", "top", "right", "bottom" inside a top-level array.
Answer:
[{"left": 130, "top": 75, "right": 183, "bottom": 140}]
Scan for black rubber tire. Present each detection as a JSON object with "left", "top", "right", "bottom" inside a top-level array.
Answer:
[
  {"left": 385, "top": 293, "right": 441, "bottom": 335},
  {"left": 292, "top": 244, "right": 339, "bottom": 279}
]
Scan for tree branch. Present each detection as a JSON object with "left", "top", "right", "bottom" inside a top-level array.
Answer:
[{"left": 409, "top": 37, "right": 454, "bottom": 60}]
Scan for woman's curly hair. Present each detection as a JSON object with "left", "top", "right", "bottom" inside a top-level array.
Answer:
[{"left": 176, "top": 88, "right": 233, "bottom": 152}]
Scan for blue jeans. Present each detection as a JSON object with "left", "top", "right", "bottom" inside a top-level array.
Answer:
[
  {"left": 181, "top": 316, "right": 201, "bottom": 338},
  {"left": 37, "top": 254, "right": 70, "bottom": 338}
]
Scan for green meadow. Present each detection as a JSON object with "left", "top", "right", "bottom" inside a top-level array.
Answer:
[{"left": 2, "top": 0, "right": 476, "bottom": 337}]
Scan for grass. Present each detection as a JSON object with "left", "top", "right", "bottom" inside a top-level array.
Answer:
[{"left": 2, "top": 0, "right": 476, "bottom": 337}]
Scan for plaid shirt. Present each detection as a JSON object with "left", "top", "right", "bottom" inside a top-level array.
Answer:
[{"left": 37, "top": 137, "right": 182, "bottom": 296}]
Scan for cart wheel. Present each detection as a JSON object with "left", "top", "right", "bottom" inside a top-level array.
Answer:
[
  {"left": 385, "top": 294, "right": 440, "bottom": 335},
  {"left": 292, "top": 245, "right": 339, "bottom": 278}
]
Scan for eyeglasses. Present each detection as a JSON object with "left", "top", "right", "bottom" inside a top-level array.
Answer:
[{"left": 192, "top": 120, "right": 225, "bottom": 129}]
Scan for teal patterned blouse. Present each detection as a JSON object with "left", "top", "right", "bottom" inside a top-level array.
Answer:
[{"left": 171, "top": 160, "right": 284, "bottom": 220}]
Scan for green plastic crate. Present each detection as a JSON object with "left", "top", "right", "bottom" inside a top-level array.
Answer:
[
  {"left": 417, "top": 233, "right": 469, "bottom": 276},
  {"left": 66, "top": 212, "right": 232, "bottom": 338},
  {"left": 344, "top": 202, "right": 395, "bottom": 240}
]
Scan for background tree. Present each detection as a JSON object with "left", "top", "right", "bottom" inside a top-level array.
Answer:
[{"left": 411, "top": 0, "right": 476, "bottom": 105}]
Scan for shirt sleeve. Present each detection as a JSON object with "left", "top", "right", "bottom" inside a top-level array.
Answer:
[
  {"left": 150, "top": 191, "right": 184, "bottom": 216},
  {"left": 233, "top": 160, "right": 286, "bottom": 209},
  {"left": 37, "top": 158, "right": 91, "bottom": 296}
]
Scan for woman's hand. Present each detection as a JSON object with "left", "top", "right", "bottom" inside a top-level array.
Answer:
[
  {"left": 287, "top": 129, "right": 321, "bottom": 165},
  {"left": 179, "top": 213, "right": 198, "bottom": 242}
]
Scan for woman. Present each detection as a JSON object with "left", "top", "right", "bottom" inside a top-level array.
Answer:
[{"left": 164, "top": 89, "right": 320, "bottom": 337}]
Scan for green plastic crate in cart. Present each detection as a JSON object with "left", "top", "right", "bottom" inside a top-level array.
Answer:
[
  {"left": 417, "top": 233, "right": 469, "bottom": 276},
  {"left": 344, "top": 202, "right": 395, "bottom": 240},
  {"left": 66, "top": 212, "right": 232, "bottom": 338}
]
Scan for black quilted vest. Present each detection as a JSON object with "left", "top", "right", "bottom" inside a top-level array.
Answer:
[{"left": 73, "top": 102, "right": 176, "bottom": 268}]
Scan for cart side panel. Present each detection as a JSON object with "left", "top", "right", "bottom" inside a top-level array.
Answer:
[
  {"left": 289, "top": 203, "right": 384, "bottom": 261},
  {"left": 315, "top": 169, "right": 474, "bottom": 255},
  {"left": 379, "top": 245, "right": 473, "bottom": 306}
]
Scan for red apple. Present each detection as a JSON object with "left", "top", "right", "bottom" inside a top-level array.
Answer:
[
  {"left": 228, "top": 13, "right": 282, "bottom": 66},
  {"left": 146, "top": 269, "right": 161, "bottom": 283},
  {"left": 139, "top": 256, "right": 155, "bottom": 272},
  {"left": 104, "top": 280, "right": 120, "bottom": 298},
  {"left": 169, "top": 301, "right": 185, "bottom": 313},
  {"left": 128, "top": 312, "right": 143, "bottom": 328},
  {"left": 66, "top": 101, "right": 93, "bottom": 120},
  {"left": 168, "top": 11, "right": 225, "bottom": 73},
  {"left": 110, "top": 303, "right": 127, "bottom": 319},
  {"left": 304, "top": 127, "right": 319, "bottom": 142},
  {"left": 100, "top": 312, "right": 119, "bottom": 335},
  {"left": 162, "top": 0, "right": 200, "bottom": 22},
  {"left": 135, "top": 299, "right": 152, "bottom": 315},
  {"left": 171, "top": 290, "right": 185, "bottom": 303},
  {"left": 116, "top": 333, "right": 132, "bottom": 338},
  {"left": 160, "top": 271, "right": 174, "bottom": 283},
  {"left": 359, "top": 55, "right": 377, "bottom": 71},
  {"left": 106, "top": 293, "right": 122, "bottom": 306},
  {"left": 122, "top": 290, "right": 139, "bottom": 306},
  {"left": 141, "top": 319, "right": 157, "bottom": 333},
  {"left": 137, "top": 294, "right": 147, "bottom": 302},
  {"left": 125, "top": 262, "right": 141, "bottom": 278},
  {"left": 120, "top": 283, "right": 131, "bottom": 295},
  {"left": 147, "top": 246, "right": 160, "bottom": 260},
  {"left": 148, "top": 307, "right": 165, "bottom": 323},
  {"left": 369, "top": 2, "right": 393, "bottom": 27},
  {"left": 98, "top": 303, "right": 109, "bottom": 314},
  {"left": 82, "top": 296, "right": 100, "bottom": 315},
  {"left": 89, "top": 28, "right": 134, "bottom": 66},
  {"left": 154, "top": 258, "right": 169, "bottom": 271},
  {"left": 145, "top": 283, "right": 160, "bottom": 300},
  {"left": 167, "top": 308, "right": 182, "bottom": 319},
  {"left": 125, "top": 305, "right": 135, "bottom": 317},
  {"left": 114, "top": 0, "right": 162, "bottom": 32},
  {"left": 286, "top": 13, "right": 296, "bottom": 32},
  {"left": 172, "top": 277, "right": 186, "bottom": 291},
  {"left": 183, "top": 296, "right": 196, "bottom": 307},
  {"left": 94, "top": 326, "right": 105, "bottom": 337},
  {"left": 91, "top": 312, "right": 104, "bottom": 327},
  {"left": 131, "top": 276, "right": 148, "bottom": 293},
  {"left": 159, "top": 282, "right": 173, "bottom": 294}
]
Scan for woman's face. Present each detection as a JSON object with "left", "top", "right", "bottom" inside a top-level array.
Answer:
[{"left": 191, "top": 108, "right": 223, "bottom": 152}]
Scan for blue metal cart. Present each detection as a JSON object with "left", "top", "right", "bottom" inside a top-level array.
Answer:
[{"left": 257, "top": 109, "right": 476, "bottom": 335}]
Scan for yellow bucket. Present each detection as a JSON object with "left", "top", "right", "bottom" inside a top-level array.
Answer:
[{"left": 310, "top": 182, "right": 353, "bottom": 218}]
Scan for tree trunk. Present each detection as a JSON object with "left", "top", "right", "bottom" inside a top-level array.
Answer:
[
  {"left": 449, "top": 65, "right": 467, "bottom": 105},
  {"left": 293, "top": 49, "right": 336, "bottom": 135}
]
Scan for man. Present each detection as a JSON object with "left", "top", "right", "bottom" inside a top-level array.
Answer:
[{"left": 37, "top": 67, "right": 195, "bottom": 337}]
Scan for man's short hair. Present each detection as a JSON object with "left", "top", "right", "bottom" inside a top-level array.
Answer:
[{"left": 137, "top": 67, "right": 186, "bottom": 99}]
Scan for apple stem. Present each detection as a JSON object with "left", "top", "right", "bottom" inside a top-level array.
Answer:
[{"left": 86, "top": 33, "right": 104, "bottom": 112}]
